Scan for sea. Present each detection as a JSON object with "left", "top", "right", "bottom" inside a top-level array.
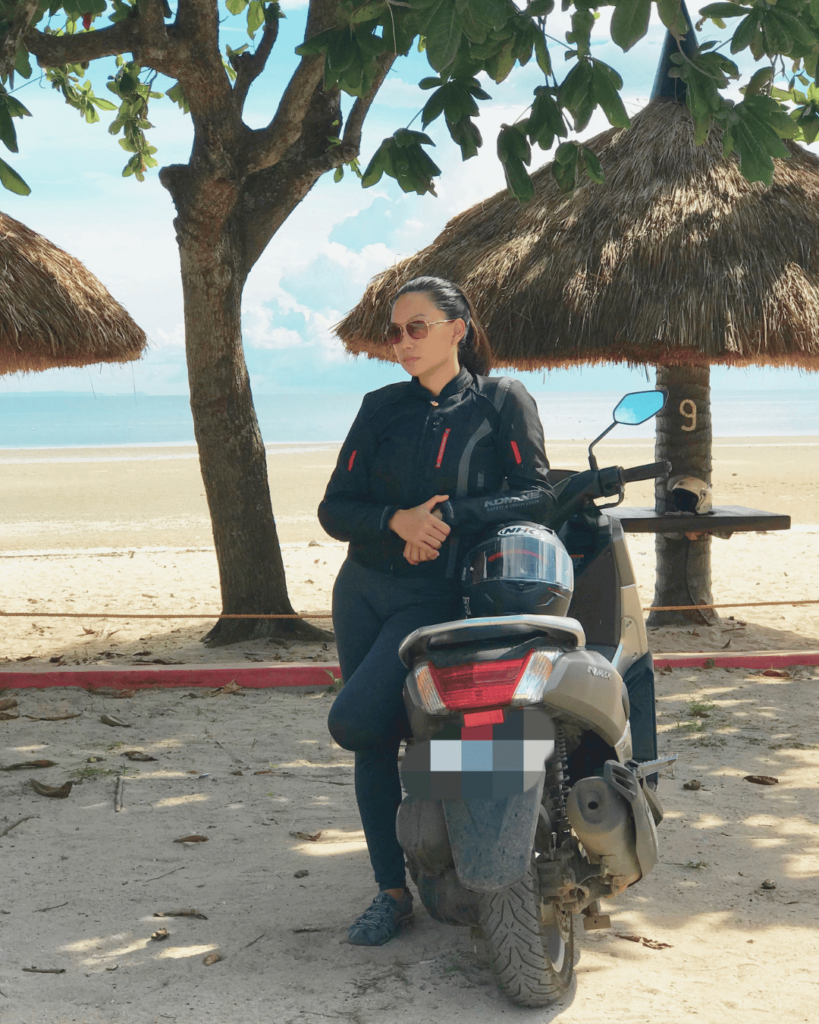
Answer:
[{"left": 0, "top": 389, "right": 816, "bottom": 456}]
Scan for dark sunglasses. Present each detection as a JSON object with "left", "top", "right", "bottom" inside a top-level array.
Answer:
[{"left": 385, "top": 318, "right": 458, "bottom": 344}]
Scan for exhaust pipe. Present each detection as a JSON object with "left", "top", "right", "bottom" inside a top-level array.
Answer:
[{"left": 567, "top": 777, "right": 641, "bottom": 889}]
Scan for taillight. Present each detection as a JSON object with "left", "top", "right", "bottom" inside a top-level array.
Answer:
[
  {"left": 413, "top": 650, "right": 559, "bottom": 714},
  {"left": 429, "top": 654, "right": 530, "bottom": 710}
]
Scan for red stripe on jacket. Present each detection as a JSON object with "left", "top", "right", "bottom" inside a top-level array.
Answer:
[
  {"left": 348, "top": 450, "right": 357, "bottom": 471},
  {"left": 435, "top": 428, "right": 451, "bottom": 468},
  {"left": 510, "top": 440, "right": 522, "bottom": 464}
]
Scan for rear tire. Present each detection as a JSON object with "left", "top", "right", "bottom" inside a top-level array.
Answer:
[{"left": 477, "top": 859, "right": 574, "bottom": 1008}]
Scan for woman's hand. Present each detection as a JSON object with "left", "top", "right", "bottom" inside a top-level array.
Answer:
[{"left": 389, "top": 495, "right": 450, "bottom": 560}]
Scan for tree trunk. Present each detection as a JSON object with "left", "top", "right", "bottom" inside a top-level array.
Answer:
[
  {"left": 174, "top": 183, "right": 329, "bottom": 646},
  {"left": 648, "top": 364, "right": 718, "bottom": 627}
]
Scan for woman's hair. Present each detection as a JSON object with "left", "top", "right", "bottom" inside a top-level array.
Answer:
[{"left": 394, "top": 276, "right": 493, "bottom": 376}]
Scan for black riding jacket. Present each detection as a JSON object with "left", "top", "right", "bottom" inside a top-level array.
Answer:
[{"left": 317, "top": 367, "right": 556, "bottom": 582}]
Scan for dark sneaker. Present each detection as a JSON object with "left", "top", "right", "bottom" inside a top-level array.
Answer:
[{"left": 348, "top": 889, "right": 414, "bottom": 946}]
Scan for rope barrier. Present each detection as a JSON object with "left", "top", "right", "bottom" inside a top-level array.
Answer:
[{"left": 0, "top": 599, "right": 818, "bottom": 619}]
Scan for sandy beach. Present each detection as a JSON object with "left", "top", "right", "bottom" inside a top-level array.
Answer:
[{"left": 1, "top": 436, "right": 818, "bottom": 1022}]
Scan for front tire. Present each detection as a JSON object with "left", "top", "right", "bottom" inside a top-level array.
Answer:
[{"left": 477, "top": 859, "right": 574, "bottom": 1008}]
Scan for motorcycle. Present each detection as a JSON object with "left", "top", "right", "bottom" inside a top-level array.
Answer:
[{"left": 395, "top": 389, "right": 677, "bottom": 1008}]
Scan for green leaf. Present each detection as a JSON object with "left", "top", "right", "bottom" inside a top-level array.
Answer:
[
  {"left": 730, "top": 10, "right": 760, "bottom": 53},
  {"left": 420, "top": 0, "right": 462, "bottom": 72},
  {"left": 295, "top": 27, "right": 335, "bottom": 57},
  {"left": 2, "top": 93, "right": 31, "bottom": 119},
  {"left": 581, "top": 145, "right": 604, "bottom": 183},
  {"left": 226, "top": 0, "right": 248, "bottom": 13},
  {"left": 14, "top": 46, "right": 32, "bottom": 81},
  {"left": 502, "top": 154, "right": 535, "bottom": 202},
  {"left": 558, "top": 59, "right": 592, "bottom": 113},
  {"left": 733, "top": 117, "right": 776, "bottom": 184},
  {"left": 552, "top": 141, "right": 578, "bottom": 192},
  {"left": 0, "top": 105, "right": 17, "bottom": 153},
  {"left": 421, "top": 86, "right": 448, "bottom": 127},
  {"left": 610, "top": 0, "right": 651, "bottom": 52},
  {"left": 334, "top": 165, "right": 344, "bottom": 182},
  {"left": 456, "top": 0, "right": 509, "bottom": 44},
  {"left": 247, "top": 0, "right": 265, "bottom": 37},
  {"left": 699, "top": 3, "right": 751, "bottom": 18},
  {"left": 166, "top": 82, "right": 189, "bottom": 113},
  {"left": 0, "top": 154, "right": 30, "bottom": 195},
  {"left": 533, "top": 30, "right": 551, "bottom": 76},
  {"left": 447, "top": 114, "right": 482, "bottom": 159},
  {"left": 743, "top": 66, "right": 774, "bottom": 96},
  {"left": 591, "top": 60, "right": 630, "bottom": 128}
]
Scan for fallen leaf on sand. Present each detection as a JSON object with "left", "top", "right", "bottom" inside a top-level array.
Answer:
[
  {"left": 254, "top": 770, "right": 275, "bottom": 775},
  {"left": 290, "top": 830, "right": 323, "bottom": 842},
  {"left": 153, "top": 909, "right": 208, "bottom": 920},
  {"left": 88, "top": 688, "right": 136, "bottom": 699},
  {"left": 22, "top": 967, "right": 66, "bottom": 974},
  {"left": 615, "top": 933, "right": 672, "bottom": 950},
  {"left": 207, "top": 680, "right": 243, "bottom": 697},
  {"left": 743, "top": 775, "right": 779, "bottom": 785},
  {"left": 762, "top": 669, "right": 792, "bottom": 678},
  {"left": 122, "top": 751, "right": 157, "bottom": 762},
  {"left": 30, "top": 779, "right": 73, "bottom": 799},
  {"left": 203, "top": 952, "right": 222, "bottom": 966},
  {"left": 173, "top": 834, "right": 209, "bottom": 844},
  {"left": 25, "top": 713, "right": 81, "bottom": 722},
  {"left": 150, "top": 928, "right": 170, "bottom": 942},
  {"left": 1, "top": 760, "right": 57, "bottom": 771},
  {"left": 0, "top": 698, "right": 18, "bottom": 712},
  {"left": 683, "top": 780, "right": 702, "bottom": 790},
  {"left": 100, "top": 714, "right": 131, "bottom": 728},
  {"left": 0, "top": 712, "right": 20, "bottom": 720}
]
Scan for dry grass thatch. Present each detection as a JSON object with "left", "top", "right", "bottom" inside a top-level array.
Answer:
[
  {"left": 0, "top": 210, "right": 147, "bottom": 375},
  {"left": 336, "top": 101, "right": 819, "bottom": 371}
]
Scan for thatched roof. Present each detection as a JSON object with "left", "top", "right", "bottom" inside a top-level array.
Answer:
[
  {"left": 335, "top": 101, "right": 819, "bottom": 371},
  {"left": 0, "top": 210, "right": 147, "bottom": 375}
]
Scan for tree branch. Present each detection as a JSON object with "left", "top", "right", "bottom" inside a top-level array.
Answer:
[
  {"left": 242, "top": 0, "right": 340, "bottom": 174},
  {"left": 339, "top": 53, "right": 395, "bottom": 156},
  {"left": 0, "top": 0, "right": 40, "bottom": 79},
  {"left": 233, "top": 15, "right": 279, "bottom": 113},
  {"left": 25, "top": 21, "right": 141, "bottom": 67}
]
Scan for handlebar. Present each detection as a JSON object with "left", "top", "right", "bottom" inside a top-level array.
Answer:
[
  {"left": 620, "top": 460, "right": 672, "bottom": 484},
  {"left": 547, "top": 460, "right": 672, "bottom": 532}
]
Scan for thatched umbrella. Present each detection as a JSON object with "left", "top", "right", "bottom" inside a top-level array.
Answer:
[
  {"left": 335, "top": 11, "right": 819, "bottom": 625},
  {"left": 0, "top": 210, "right": 147, "bottom": 375}
]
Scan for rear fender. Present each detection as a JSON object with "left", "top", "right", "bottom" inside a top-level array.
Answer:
[{"left": 443, "top": 773, "right": 547, "bottom": 893}]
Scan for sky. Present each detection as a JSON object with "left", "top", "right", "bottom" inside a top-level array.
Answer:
[{"left": 0, "top": 3, "right": 816, "bottom": 400}]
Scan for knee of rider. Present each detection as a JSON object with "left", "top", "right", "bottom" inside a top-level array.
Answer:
[{"left": 327, "top": 707, "right": 357, "bottom": 750}]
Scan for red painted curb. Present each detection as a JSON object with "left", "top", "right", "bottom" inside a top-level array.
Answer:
[
  {"left": 653, "top": 650, "right": 819, "bottom": 670},
  {"left": 0, "top": 663, "right": 342, "bottom": 691},
  {"left": 1, "top": 650, "right": 817, "bottom": 691}
]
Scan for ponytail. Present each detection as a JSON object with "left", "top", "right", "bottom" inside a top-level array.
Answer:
[{"left": 394, "top": 276, "right": 494, "bottom": 376}]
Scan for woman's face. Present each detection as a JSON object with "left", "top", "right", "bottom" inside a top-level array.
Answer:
[{"left": 389, "top": 291, "right": 465, "bottom": 383}]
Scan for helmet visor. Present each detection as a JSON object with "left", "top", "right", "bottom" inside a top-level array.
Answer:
[{"left": 465, "top": 533, "right": 574, "bottom": 590}]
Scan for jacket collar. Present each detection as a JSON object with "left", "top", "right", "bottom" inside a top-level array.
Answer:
[{"left": 410, "top": 366, "right": 473, "bottom": 402}]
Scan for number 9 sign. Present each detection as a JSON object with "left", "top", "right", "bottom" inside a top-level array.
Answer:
[{"left": 680, "top": 399, "right": 697, "bottom": 432}]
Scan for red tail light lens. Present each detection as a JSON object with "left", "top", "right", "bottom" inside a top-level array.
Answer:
[{"left": 428, "top": 654, "right": 532, "bottom": 710}]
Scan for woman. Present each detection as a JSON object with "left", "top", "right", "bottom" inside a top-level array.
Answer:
[{"left": 318, "top": 276, "right": 555, "bottom": 946}]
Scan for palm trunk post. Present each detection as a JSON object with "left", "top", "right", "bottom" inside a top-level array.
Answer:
[{"left": 648, "top": 364, "right": 718, "bottom": 628}]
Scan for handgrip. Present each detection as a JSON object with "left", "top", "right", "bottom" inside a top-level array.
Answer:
[{"left": 621, "top": 460, "right": 672, "bottom": 483}]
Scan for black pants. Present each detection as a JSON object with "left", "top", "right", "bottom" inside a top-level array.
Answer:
[{"left": 327, "top": 558, "right": 460, "bottom": 892}]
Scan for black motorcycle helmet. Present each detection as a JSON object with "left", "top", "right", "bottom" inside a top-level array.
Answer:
[{"left": 460, "top": 521, "right": 574, "bottom": 618}]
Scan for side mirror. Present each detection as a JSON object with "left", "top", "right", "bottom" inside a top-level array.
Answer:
[
  {"left": 613, "top": 390, "right": 667, "bottom": 426},
  {"left": 588, "top": 388, "right": 668, "bottom": 470}
]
